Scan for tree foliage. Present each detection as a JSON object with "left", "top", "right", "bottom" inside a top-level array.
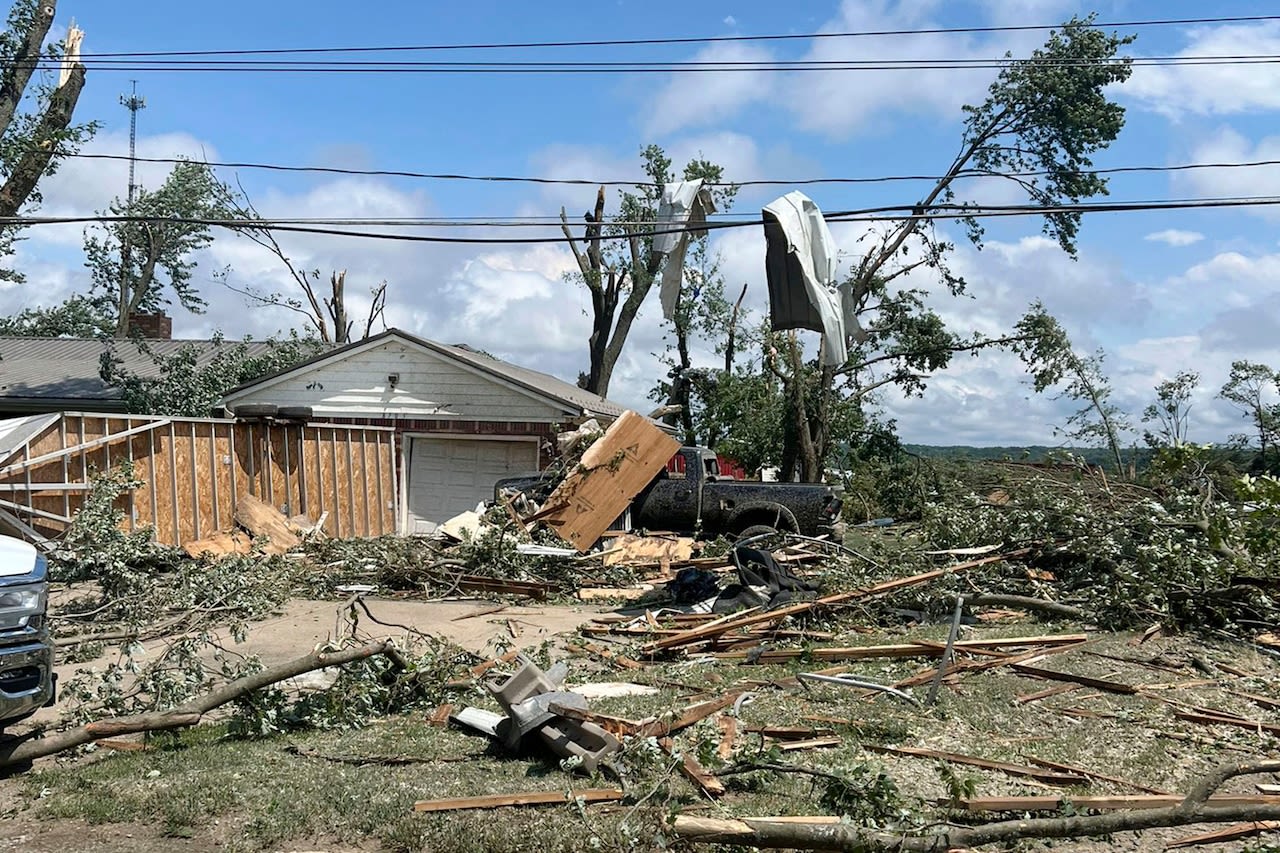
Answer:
[
  {"left": 1218, "top": 360, "right": 1280, "bottom": 468},
  {"left": 763, "top": 16, "right": 1134, "bottom": 480},
  {"left": 0, "top": 292, "right": 110, "bottom": 337},
  {"left": 1143, "top": 370, "right": 1199, "bottom": 449},
  {"left": 84, "top": 160, "right": 232, "bottom": 336},
  {"left": 0, "top": 0, "right": 94, "bottom": 282},
  {"left": 98, "top": 331, "right": 325, "bottom": 417}
]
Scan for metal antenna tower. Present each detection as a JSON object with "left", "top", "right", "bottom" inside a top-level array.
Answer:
[{"left": 119, "top": 81, "right": 146, "bottom": 204}]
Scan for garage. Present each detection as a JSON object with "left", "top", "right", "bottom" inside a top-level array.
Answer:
[{"left": 404, "top": 436, "right": 538, "bottom": 533}]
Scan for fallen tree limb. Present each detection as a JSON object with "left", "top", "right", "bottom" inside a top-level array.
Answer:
[
  {"left": 961, "top": 593, "right": 1085, "bottom": 620},
  {"left": 0, "top": 639, "right": 396, "bottom": 768},
  {"left": 672, "top": 759, "right": 1280, "bottom": 851}
]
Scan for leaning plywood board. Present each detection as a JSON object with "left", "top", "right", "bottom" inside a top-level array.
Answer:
[{"left": 539, "top": 411, "right": 680, "bottom": 552}]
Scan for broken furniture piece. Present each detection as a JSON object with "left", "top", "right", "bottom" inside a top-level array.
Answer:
[{"left": 453, "top": 656, "right": 622, "bottom": 775}]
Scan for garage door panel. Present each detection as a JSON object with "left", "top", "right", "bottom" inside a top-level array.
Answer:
[{"left": 406, "top": 437, "right": 537, "bottom": 533}]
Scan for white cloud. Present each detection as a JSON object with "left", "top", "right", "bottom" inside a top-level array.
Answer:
[
  {"left": 644, "top": 42, "right": 777, "bottom": 137},
  {"left": 723, "top": 15, "right": 737, "bottom": 27},
  {"left": 1144, "top": 229, "right": 1203, "bottom": 247},
  {"left": 1172, "top": 127, "right": 1280, "bottom": 217},
  {"left": 1125, "top": 21, "right": 1280, "bottom": 117}
]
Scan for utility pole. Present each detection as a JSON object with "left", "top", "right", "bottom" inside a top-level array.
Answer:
[
  {"left": 116, "top": 82, "right": 146, "bottom": 337},
  {"left": 119, "top": 81, "right": 145, "bottom": 205}
]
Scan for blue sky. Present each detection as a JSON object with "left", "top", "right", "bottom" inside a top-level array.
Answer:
[{"left": 9, "top": 0, "right": 1280, "bottom": 446}]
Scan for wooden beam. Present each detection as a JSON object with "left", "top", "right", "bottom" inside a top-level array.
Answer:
[
  {"left": 1166, "top": 820, "right": 1280, "bottom": 849},
  {"left": 952, "top": 794, "right": 1280, "bottom": 812},
  {"left": 864, "top": 745, "right": 1088, "bottom": 786},
  {"left": 0, "top": 418, "right": 171, "bottom": 478},
  {"left": 642, "top": 550, "right": 1031, "bottom": 654},
  {"left": 1021, "top": 755, "right": 1171, "bottom": 795},
  {"left": 1010, "top": 663, "right": 1139, "bottom": 695},
  {"left": 714, "top": 634, "right": 1088, "bottom": 663},
  {"left": 412, "top": 788, "right": 624, "bottom": 813}
]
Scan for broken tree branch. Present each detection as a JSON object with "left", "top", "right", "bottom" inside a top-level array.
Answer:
[
  {"left": 0, "top": 639, "right": 396, "bottom": 768},
  {"left": 962, "top": 593, "right": 1085, "bottom": 620}
]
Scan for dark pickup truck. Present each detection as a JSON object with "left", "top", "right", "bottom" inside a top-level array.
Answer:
[
  {"left": 498, "top": 446, "right": 844, "bottom": 540},
  {"left": 0, "top": 535, "right": 54, "bottom": 732}
]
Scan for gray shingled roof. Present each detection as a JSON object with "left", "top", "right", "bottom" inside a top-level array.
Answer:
[{"left": 0, "top": 337, "right": 280, "bottom": 404}]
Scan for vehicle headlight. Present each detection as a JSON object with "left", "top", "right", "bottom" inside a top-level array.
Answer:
[{"left": 0, "top": 584, "right": 45, "bottom": 629}]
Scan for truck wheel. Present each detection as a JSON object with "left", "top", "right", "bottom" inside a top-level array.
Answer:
[{"left": 738, "top": 524, "right": 780, "bottom": 540}]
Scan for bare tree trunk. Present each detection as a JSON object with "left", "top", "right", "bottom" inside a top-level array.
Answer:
[
  {"left": 0, "top": 1, "right": 57, "bottom": 136},
  {"left": 0, "top": 65, "right": 86, "bottom": 218}
]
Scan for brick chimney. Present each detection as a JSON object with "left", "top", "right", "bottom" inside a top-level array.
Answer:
[{"left": 131, "top": 312, "right": 172, "bottom": 340}]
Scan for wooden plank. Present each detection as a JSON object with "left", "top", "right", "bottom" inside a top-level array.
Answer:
[
  {"left": 546, "top": 703, "right": 645, "bottom": 739},
  {"left": 235, "top": 493, "right": 301, "bottom": 555},
  {"left": 1014, "top": 683, "right": 1080, "bottom": 705},
  {"left": 1022, "top": 755, "right": 1171, "bottom": 795},
  {"left": 539, "top": 410, "right": 681, "bottom": 551},
  {"left": 643, "top": 550, "right": 1031, "bottom": 654},
  {"left": 1010, "top": 663, "right": 1139, "bottom": 695},
  {"left": 953, "top": 794, "right": 1280, "bottom": 812},
  {"left": 659, "top": 737, "right": 724, "bottom": 798},
  {"left": 774, "top": 737, "right": 842, "bottom": 752},
  {"left": 639, "top": 692, "right": 744, "bottom": 739},
  {"left": 454, "top": 575, "right": 551, "bottom": 599},
  {"left": 170, "top": 422, "right": 200, "bottom": 547},
  {"left": 192, "top": 422, "right": 216, "bottom": 541},
  {"left": 412, "top": 788, "right": 624, "bottom": 813},
  {"left": 717, "top": 715, "right": 737, "bottom": 760},
  {"left": 865, "top": 745, "right": 1088, "bottom": 786},
  {"left": 600, "top": 533, "right": 697, "bottom": 568},
  {"left": 1174, "top": 710, "right": 1280, "bottom": 736},
  {"left": 428, "top": 704, "right": 454, "bottom": 728},
  {"left": 1230, "top": 690, "right": 1280, "bottom": 712},
  {"left": 213, "top": 424, "right": 234, "bottom": 533},
  {"left": 745, "top": 726, "right": 836, "bottom": 740},
  {"left": 715, "top": 634, "right": 1088, "bottom": 663},
  {"left": 0, "top": 418, "right": 171, "bottom": 478},
  {"left": 357, "top": 430, "right": 372, "bottom": 536},
  {"left": 1166, "top": 821, "right": 1280, "bottom": 849}
]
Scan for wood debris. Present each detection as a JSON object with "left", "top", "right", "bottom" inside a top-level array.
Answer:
[
  {"left": 865, "top": 744, "right": 1089, "bottom": 786},
  {"left": 412, "top": 788, "right": 624, "bottom": 813}
]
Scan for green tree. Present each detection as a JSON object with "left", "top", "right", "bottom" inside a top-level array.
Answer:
[
  {"left": 774, "top": 16, "right": 1134, "bottom": 480},
  {"left": 98, "top": 332, "right": 325, "bottom": 417},
  {"left": 0, "top": 0, "right": 94, "bottom": 281},
  {"left": 0, "top": 293, "right": 110, "bottom": 337},
  {"left": 1219, "top": 360, "right": 1280, "bottom": 467},
  {"left": 1142, "top": 370, "right": 1199, "bottom": 448},
  {"left": 561, "top": 145, "right": 734, "bottom": 397},
  {"left": 1012, "top": 305, "right": 1132, "bottom": 474},
  {"left": 83, "top": 160, "right": 231, "bottom": 337}
]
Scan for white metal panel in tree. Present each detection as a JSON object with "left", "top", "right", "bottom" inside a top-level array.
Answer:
[{"left": 404, "top": 437, "right": 538, "bottom": 533}]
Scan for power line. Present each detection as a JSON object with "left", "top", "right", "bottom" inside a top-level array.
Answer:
[
  {"left": 49, "top": 149, "right": 1280, "bottom": 189},
  {"left": 61, "top": 14, "right": 1280, "bottom": 58},
  {"left": 7, "top": 195, "right": 1279, "bottom": 245},
  {"left": 12, "top": 55, "right": 1280, "bottom": 74}
]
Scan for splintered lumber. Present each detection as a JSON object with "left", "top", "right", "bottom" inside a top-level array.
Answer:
[
  {"left": 1231, "top": 690, "right": 1280, "bottom": 712},
  {"left": 453, "top": 575, "right": 552, "bottom": 600},
  {"left": 539, "top": 410, "right": 681, "bottom": 551},
  {"left": 547, "top": 703, "right": 646, "bottom": 738},
  {"left": 952, "top": 794, "right": 1280, "bottom": 812},
  {"left": 717, "top": 715, "right": 738, "bottom": 760},
  {"left": 428, "top": 704, "right": 454, "bottom": 728},
  {"left": 660, "top": 737, "right": 725, "bottom": 798},
  {"left": 714, "top": 633, "right": 1087, "bottom": 664},
  {"left": 1010, "top": 663, "right": 1139, "bottom": 695},
  {"left": 639, "top": 692, "right": 744, "bottom": 738},
  {"left": 234, "top": 493, "right": 302, "bottom": 554},
  {"left": 746, "top": 726, "right": 836, "bottom": 740},
  {"left": 1174, "top": 710, "right": 1280, "bottom": 736},
  {"left": 600, "top": 533, "right": 696, "bottom": 568},
  {"left": 643, "top": 550, "right": 1030, "bottom": 654},
  {"left": 864, "top": 745, "right": 1089, "bottom": 786},
  {"left": 1022, "top": 755, "right": 1172, "bottom": 795},
  {"left": 577, "top": 586, "right": 653, "bottom": 602},
  {"left": 1015, "top": 683, "right": 1081, "bottom": 705},
  {"left": 412, "top": 788, "right": 624, "bottom": 813},
  {"left": 893, "top": 642, "right": 1088, "bottom": 690},
  {"left": 775, "top": 737, "right": 841, "bottom": 752},
  {"left": 182, "top": 529, "right": 253, "bottom": 558},
  {"left": 1166, "top": 821, "right": 1280, "bottom": 849}
]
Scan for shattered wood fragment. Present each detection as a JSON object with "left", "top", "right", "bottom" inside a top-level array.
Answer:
[
  {"left": 182, "top": 530, "right": 252, "bottom": 558},
  {"left": 565, "top": 641, "right": 643, "bottom": 670},
  {"left": 412, "top": 788, "right": 625, "bottom": 813},
  {"left": 1010, "top": 663, "right": 1140, "bottom": 695},
  {"left": 1165, "top": 820, "right": 1280, "bottom": 849},
  {"left": 1174, "top": 710, "right": 1280, "bottom": 736},
  {"left": 428, "top": 704, "right": 454, "bottom": 728},
  {"left": 893, "top": 642, "right": 1088, "bottom": 690},
  {"left": 1022, "top": 755, "right": 1172, "bottom": 795},
  {"left": 447, "top": 650, "right": 521, "bottom": 687},
  {"left": 454, "top": 575, "right": 552, "bottom": 600},
  {"left": 864, "top": 745, "right": 1089, "bottom": 786},
  {"left": 952, "top": 794, "right": 1280, "bottom": 812},
  {"left": 450, "top": 605, "right": 507, "bottom": 622},
  {"left": 234, "top": 493, "right": 302, "bottom": 554},
  {"left": 600, "top": 533, "right": 697, "bottom": 568},
  {"left": 714, "top": 634, "right": 1087, "bottom": 664},
  {"left": 746, "top": 726, "right": 836, "bottom": 740},
  {"left": 1014, "top": 683, "right": 1081, "bottom": 705},
  {"left": 1231, "top": 690, "right": 1280, "bottom": 711},
  {"left": 547, "top": 703, "right": 645, "bottom": 738},
  {"left": 643, "top": 550, "right": 1032, "bottom": 654},
  {"left": 576, "top": 586, "right": 653, "bottom": 602},
  {"left": 539, "top": 411, "right": 682, "bottom": 551},
  {"left": 717, "top": 715, "right": 737, "bottom": 760},
  {"left": 1256, "top": 632, "right": 1280, "bottom": 650},
  {"left": 640, "top": 693, "right": 744, "bottom": 738},
  {"left": 774, "top": 737, "right": 842, "bottom": 752},
  {"left": 660, "top": 737, "right": 725, "bottom": 798}
]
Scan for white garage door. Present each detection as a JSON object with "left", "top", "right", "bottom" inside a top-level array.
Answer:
[{"left": 405, "top": 437, "right": 538, "bottom": 533}]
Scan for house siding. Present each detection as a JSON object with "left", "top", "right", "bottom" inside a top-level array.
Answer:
[{"left": 227, "top": 340, "right": 571, "bottom": 421}]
